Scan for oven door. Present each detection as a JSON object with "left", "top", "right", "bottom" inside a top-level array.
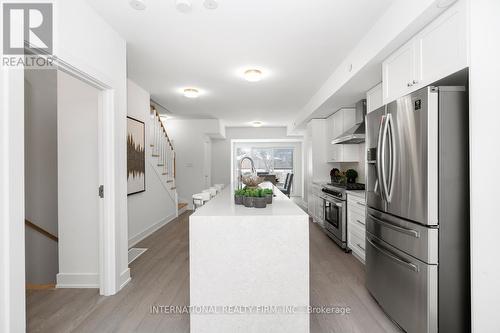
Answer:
[{"left": 323, "top": 196, "right": 345, "bottom": 242}]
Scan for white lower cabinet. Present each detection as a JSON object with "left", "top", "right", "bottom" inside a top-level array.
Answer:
[
  {"left": 308, "top": 184, "right": 325, "bottom": 227},
  {"left": 347, "top": 193, "right": 366, "bottom": 263}
]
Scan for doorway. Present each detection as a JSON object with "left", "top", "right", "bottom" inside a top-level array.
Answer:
[{"left": 24, "top": 68, "right": 103, "bottom": 294}]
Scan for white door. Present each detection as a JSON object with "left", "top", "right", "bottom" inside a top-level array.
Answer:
[
  {"left": 383, "top": 40, "right": 417, "bottom": 104},
  {"left": 57, "top": 70, "right": 100, "bottom": 288}
]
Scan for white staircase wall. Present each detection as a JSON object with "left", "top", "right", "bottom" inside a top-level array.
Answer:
[
  {"left": 24, "top": 70, "right": 59, "bottom": 285},
  {"left": 127, "top": 80, "right": 177, "bottom": 248}
]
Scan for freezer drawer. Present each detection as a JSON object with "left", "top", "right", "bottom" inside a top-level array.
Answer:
[
  {"left": 366, "top": 232, "right": 437, "bottom": 333},
  {"left": 366, "top": 207, "right": 438, "bottom": 264}
]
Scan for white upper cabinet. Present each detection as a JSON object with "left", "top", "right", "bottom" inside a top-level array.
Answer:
[
  {"left": 366, "top": 83, "right": 383, "bottom": 114},
  {"left": 326, "top": 108, "right": 358, "bottom": 163},
  {"left": 382, "top": 0, "right": 467, "bottom": 104},
  {"left": 383, "top": 40, "right": 417, "bottom": 103},
  {"left": 416, "top": 2, "right": 467, "bottom": 86}
]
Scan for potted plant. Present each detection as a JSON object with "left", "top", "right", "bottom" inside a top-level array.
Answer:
[
  {"left": 234, "top": 189, "right": 245, "bottom": 205},
  {"left": 243, "top": 189, "right": 254, "bottom": 207},
  {"left": 330, "top": 168, "right": 340, "bottom": 184},
  {"left": 253, "top": 188, "right": 267, "bottom": 208},
  {"left": 263, "top": 188, "right": 273, "bottom": 204},
  {"left": 345, "top": 169, "right": 358, "bottom": 184}
]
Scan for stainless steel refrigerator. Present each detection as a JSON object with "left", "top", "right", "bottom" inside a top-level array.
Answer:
[{"left": 365, "top": 86, "right": 470, "bottom": 333}]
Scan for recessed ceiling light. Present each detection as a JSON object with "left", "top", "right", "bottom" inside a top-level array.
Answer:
[
  {"left": 183, "top": 88, "right": 199, "bottom": 98},
  {"left": 244, "top": 69, "right": 263, "bottom": 82},
  {"left": 129, "top": 0, "right": 146, "bottom": 10},
  {"left": 203, "top": 0, "right": 218, "bottom": 10},
  {"left": 175, "top": 0, "right": 192, "bottom": 13},
  {"left": 252, "top": 121, "right": 263, "bottom": 127}
]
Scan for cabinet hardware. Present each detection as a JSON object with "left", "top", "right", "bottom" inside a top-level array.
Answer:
[
  {"left": 356, "top": 243, "right": 365, "bottom": 251},
  {"left": 407, "top": 82, "right": 413, "bottom": 87},
  {"left": 356, "top": 202, "right": 365, "bottom": 206},
  {"left": 356, "top": 219, "right": 365, "bottom": 226},
  {"left": 412, "top": 79, "right": 418, "bottom": 84}
]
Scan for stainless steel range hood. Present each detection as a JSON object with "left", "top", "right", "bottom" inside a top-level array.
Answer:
[{"left": 331, "top": 99, "right": 367, "bottom": 144}]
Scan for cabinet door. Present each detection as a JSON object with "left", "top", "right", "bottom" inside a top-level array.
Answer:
[
  {"left": 330, "top": 111, "right": 343, "bottom": 162},
  {"left": 366, "top": 83, "right": 383, "bottom": 114},
  {"left": 325, "top": 115, "right": 336, "bottom": 162},
  {"left": 341, "top": 109, "right": 359, "bottom": 162},
  {"left": 382, "top": 40, "right": 416, "bottom": 104},
  {"left": 416, "top": 1, "right": 467, "bottom": 86}
]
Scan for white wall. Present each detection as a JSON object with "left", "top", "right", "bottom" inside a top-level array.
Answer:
[
  {"left": 468, "top": 0, "right": 500, "bottom": 331},
  {"left": 127, "top": 80, "right": 177, "bottom": 247},
  {"left": 211, "top": 126, "right": 301, "bottom": 186},
  {"left": 24, "top": 70, "right": 59, "bottom": 285},
  {"left": 164, "top": 119, "right": 221, "bottom": 205},
  {"left": 56, "top": 71, "right": 100, "bottom": 288}
]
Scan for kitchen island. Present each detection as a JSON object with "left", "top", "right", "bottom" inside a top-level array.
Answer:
[{"left": 189, "top": 184, "right": 309, "bottom": 333}]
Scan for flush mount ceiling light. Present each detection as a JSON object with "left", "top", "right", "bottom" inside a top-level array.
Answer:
[
  {"left": 203, "top": 0, "right": 218, "bottom": 10},
  {"left": 252, "top": 121, "right": 263, "bottom": 127},
  {"left": 183, "top": 88, "right": 200, "bottom": 98},
  {"left": 129, "top": 0, "right": 146, "bottom": 10},
  {"left": 175, "top": 0, "right": 192, "bottom": 13},
  {"left": 244, "top": 69, "right": 263, "bottom": 82}
]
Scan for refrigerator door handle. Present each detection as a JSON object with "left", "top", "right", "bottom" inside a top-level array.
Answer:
[
  {"left": 368, "top": 213, "right": 420, "bottom": 238},
  {"left": 385, "top": 114, "right": 397, "bottom": 203},
  {"left": 380, "top": 111, "right": 390, "bottom": 202},
  {"left": 376, "top": 113, "right": 387, "bottom": 201},
  {"left": 366, "top": 236, "right": 419, "bottom": 272}
]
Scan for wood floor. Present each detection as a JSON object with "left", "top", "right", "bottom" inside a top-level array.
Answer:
[{"left": 27, "top": 211, "right": 401, "bottom": 333}]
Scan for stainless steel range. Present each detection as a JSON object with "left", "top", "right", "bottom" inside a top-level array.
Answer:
[{"left": 321, "top": 182, "right": 365, "bottom": 251}]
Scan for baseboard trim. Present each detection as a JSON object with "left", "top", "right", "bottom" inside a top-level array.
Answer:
[
  {"left": 119, "top": 268, "right": 131, "bottom": 290},
  {"left": 128, "top": 213, "right": 177, "bottom": 248},
  {"left": 56, "top": 273, "right": 99, "bottom": 288}
]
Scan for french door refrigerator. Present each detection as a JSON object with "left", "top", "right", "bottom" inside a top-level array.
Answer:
[{"left": 365, "top": 86, "right": 470, "bottom": 333}]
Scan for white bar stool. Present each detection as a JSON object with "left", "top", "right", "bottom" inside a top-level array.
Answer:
[
  {"left": 214, "top": 184, "right": 224, "bottom": 192},
  {"left": 203, "top": 188, "right": 217, "bottom": 198},
  {"left": 192, "top": 192, "right": 211, "bottom": 210}
]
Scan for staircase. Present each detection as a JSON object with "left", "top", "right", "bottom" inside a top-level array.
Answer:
[
  {"left": 25, "top": 219, "right": 57, "bottom": 290},
  {"left": 149, "top": 106, "right": 187, "bottom": 213}
]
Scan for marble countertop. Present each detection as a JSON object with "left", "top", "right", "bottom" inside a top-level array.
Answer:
[{"left": 191, "top": 182, "right": 307, "bottom": 217}]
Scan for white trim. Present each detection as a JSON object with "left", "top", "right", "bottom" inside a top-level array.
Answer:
[
  {"left": 0, "top": 64, "right": 26, "bottom": 333},
  {"left": 56, "top": 273, "right": 99, "bottom": 288},
  {"left": 128, "top": 213, "right": 176, "bottom": 248},
  {"left": 119, "top": 268, "right": 131, "bottom": 290}
]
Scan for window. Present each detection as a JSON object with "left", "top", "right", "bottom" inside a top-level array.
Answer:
[{"left": 236, "top": 147, "right": 294, "bottom": 183}]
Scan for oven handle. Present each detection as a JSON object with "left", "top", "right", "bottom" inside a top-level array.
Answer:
[
  {"left": 366, "top": 237, "right": 419, "bottom": 272},
  {"left": 323, "top": 199, "right": 343, "bottom": 208},
  {"left": 368, "top": 214, "right": 420, "bottom": 238}
]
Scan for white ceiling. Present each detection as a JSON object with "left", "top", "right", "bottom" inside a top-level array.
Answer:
[{"left": 86, "top": 0, "right": 394, "bottom": 127}]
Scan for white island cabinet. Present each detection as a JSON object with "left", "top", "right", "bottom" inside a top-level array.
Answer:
[{"left": 189, "top": 184, "right": 310, "bottom": 333}]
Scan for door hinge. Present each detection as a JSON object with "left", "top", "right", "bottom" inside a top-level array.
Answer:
[{"left": 99, "top": 185, "right": 104, "bottom": 198}]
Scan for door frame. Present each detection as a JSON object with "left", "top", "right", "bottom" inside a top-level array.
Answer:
[
  {"left": 56, "top": 58, "right": 116, "bottom": 296},
  {"left": 0, "top": 57, "right": 118, "bottom": 332}
]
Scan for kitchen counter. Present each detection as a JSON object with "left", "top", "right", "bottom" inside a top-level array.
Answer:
[
  {"left": 346, "top": 190, "right": 366, "bottom": 199},
  {"left": 189, "top": 184, "right": 309, "bottom": 333}
]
